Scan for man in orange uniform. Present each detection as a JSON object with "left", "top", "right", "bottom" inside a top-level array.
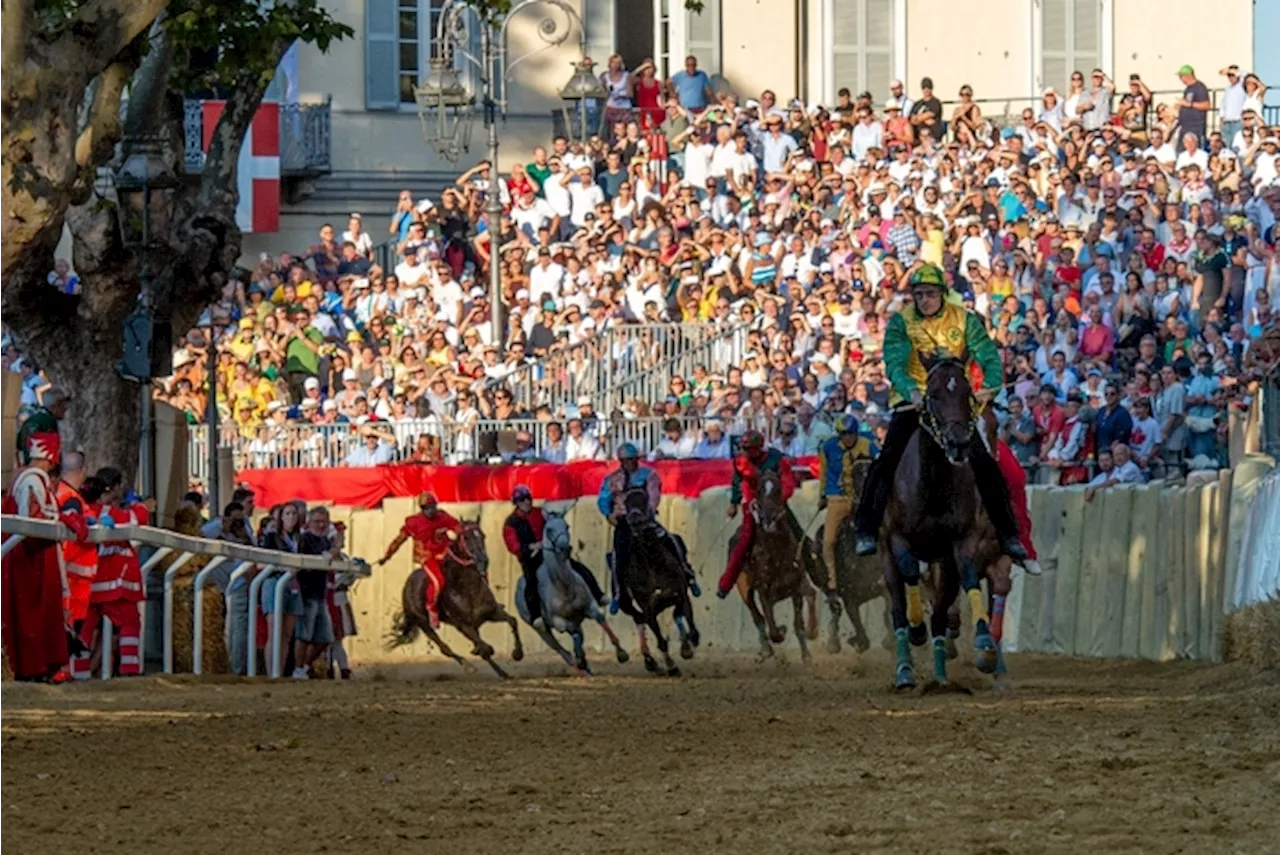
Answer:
[
  {"left": 54, "top": 452, "right": 97, "bottom": 632},
  {"left": 2, "top": 431, "right": 79, "bottom": 682},
  {"left": 80, "top": 467, "right": 149, "bottom": 677},
  {"left": 375, "top": 492, "right": 462, "bottom": 629}
]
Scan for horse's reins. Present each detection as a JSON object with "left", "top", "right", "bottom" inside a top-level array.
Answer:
[{"left": 446, "top": 525, "right": 480, "bottom": 566}]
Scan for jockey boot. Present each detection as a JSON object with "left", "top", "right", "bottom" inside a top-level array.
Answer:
[
  {"left": 998, "top": 534, "right": 1028, "bottom": 563},
  {"left": 1021, "top": 559, "right": 1043, "bottom": 576}
]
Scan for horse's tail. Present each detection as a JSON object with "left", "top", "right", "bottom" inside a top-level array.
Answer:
[{"left": 385, "top": 609, "right": 421, "bottom": 650}]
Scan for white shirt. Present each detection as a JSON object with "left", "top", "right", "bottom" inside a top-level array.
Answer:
[
  {"left": 395, "top": 259, "right": 430, "bottom": 287},
  {"left": 1221, "top": 79, "right": 1246, "bottom": 121},
  {"left": 528, "top": 262, "right": 566, "bottom": 298},
  {"left": 568, "top": 181, "right": 605, "bottom": 227},
  {"left": 565, "top": 433, "right": 602, "bottom": 461},
  {"left": 543, "top": 174, "right": 572, "bottom": 217},
  {"left": 693, "top": 433, "right": 731, "bottom": 459},
  {"left": 1144, "top": 141, "right": 1176, "bottom": 164},
  {"left": 433, "top": 279, "right": 465, "bottom": 325},
  {"left": 682, "top": 142, "right": 714, "bottom": 188},
  {"left": 511, "top": 198, "right": 556, "bottom": 233},
  {"left": 850, "top": 121, "right": 883, "bottom": 161},
  {"left": 1175, "top": 148, "right": 1209, "bottom": 173},
  {"left": 341, "top": 230, "right": 374, "bottom": 256},
  {"left": 649, "top": 433, "right": 698, "bottom": 460}
]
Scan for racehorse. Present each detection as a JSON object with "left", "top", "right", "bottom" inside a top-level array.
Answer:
[
  {"left": 615, "top": 487, "right": 699, "bottom": 676},
  {"left": 515, "top": 511, "right": 628, "bottom": 674},
  {"left": 729, "top": 469, "right": 818, "bottom": 662},
  {"left": 882, "top": 356, "right": 998, "bottom": 689},
  {"left": 812, "top": 458, "right": 889, "bottom": 655},
  {"left": 389, "top": 521, "right": 525, "bottom": 678}
]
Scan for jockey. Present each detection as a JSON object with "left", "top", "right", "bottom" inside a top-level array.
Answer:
[
  {"left": 851, "top": 263, "right": 1026, "bottom": 561},
  {"left": 502, "top": 484, "right": 608, "bottom": 630},
  {"left": 818, "top": 414, "right": 877, "bottom": 598},
  {"left": 597, "top": 443, "right": 700, "bottom": 611},
  {"left": 715, "top": 430, "right": 804, "bottom": 598},
  {"left": 375, "top": 491, "right": 462, "bottom": 629}
]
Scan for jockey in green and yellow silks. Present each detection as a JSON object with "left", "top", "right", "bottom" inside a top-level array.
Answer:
[{"left": 850, "top": 264, "right": 1027, "bottom": 562}]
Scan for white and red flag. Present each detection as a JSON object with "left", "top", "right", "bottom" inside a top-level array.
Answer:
[{"left": 200, "top": 100, "right": 280, "bottom": 233}]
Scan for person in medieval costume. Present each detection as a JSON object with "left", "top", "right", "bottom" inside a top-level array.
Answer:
[
  {"left": 15, "top": 386, "right": 69, "bottom": 466},
  {"left": 2, "top": 431, "right": 85, "bottom": 681}
]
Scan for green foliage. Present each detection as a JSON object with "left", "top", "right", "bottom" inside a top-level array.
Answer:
[{"left": 166, "top": 0, "right": 353, "bottom": 90}]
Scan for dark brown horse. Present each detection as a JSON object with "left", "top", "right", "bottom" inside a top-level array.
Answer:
[
  {"left": 616, "top": 487, "right": 699, "bottom": 676},
  {"left": 812, "top": 458, "right": 889, "bottom": 654},
  {"left": 882, "top": 357, "right": 997, "bottom": 689},
  {"left": 729, "top": 469, "right": 819, "bottom": 662},
  {"left": 389, "top": 521, "right": 524, "bottom": 678}
]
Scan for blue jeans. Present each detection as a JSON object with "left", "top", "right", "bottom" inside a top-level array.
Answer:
[
  {"left": 226, "top": 586, "right": 250, "bottom": 676},
  {"left": 1188, "top": 430, "right": 1216, "bottom": 460},
  {"left": 1221, "top": 120, "right": 1242, "bottom": 145}
]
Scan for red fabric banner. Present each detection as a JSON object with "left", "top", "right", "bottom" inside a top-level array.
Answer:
[{"left": 237, "top": 458, "right": 820, "bottom": 509}]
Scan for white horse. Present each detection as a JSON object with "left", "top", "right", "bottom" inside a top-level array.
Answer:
[{"left": 515, "top": 511, "right": 628, "bottom": 674}]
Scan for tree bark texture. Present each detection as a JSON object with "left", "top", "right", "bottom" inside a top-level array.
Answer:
[{"left": 2, "top": 12, "right": 293, "bottom": 479}]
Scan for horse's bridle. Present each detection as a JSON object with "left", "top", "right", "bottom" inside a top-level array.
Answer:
[
  {"left": 447, "top": 523, "right": 481, "bottom": 567},
  {"left": 917, "top": 359, "right": 977, "bottom": 455}
]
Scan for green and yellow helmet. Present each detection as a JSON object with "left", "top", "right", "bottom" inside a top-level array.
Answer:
[{"left": 908, "top": 264, "right": 948, "bottom": 292}]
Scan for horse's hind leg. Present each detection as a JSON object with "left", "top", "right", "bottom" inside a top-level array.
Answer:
[
  {"left": 453, "top": 622, "right": 509, "bottom": 679},
  {"left": 648, "top": 617, "right": 679, "bottom": 677},
  {"left": 636, "top": 622, "right": 658, "bottom": 673},
  {"left": 792, "top": 592, "right": 813, "bottom": 663},
  {"left": 957, "top": 548, "right": 998, "bottom": 674},
  {"left": 844, "top": 592, "right": 872, "bottom": 653},
  {"left": 492, "top": 605, "right": 524, "bottom": 662},
  {"left": 801, "top": 579, "right": 819, "bottom": 642},
  {"left": 987, "top": 557, "right": 1012, "bottom": 677},
  {"left": 570, "top": 629, "right": 590, "bottom": 674},
  {"left": 422, "top": 624, "right": 474, "bottom": 674},
  {"left": 884, "top": 540, "right": 916, "bottom": 689}
]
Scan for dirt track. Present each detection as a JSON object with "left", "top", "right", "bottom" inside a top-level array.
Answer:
[{"left": 3, "top": 653, "right": 1278, "bottom": 854}]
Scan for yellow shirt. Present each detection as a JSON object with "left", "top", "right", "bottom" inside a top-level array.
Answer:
[{"left": 920, "top": 228, "right": 944, "bottom": 266}]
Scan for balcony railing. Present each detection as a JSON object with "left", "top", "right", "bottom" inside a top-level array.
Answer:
[{"left": 183, "top": 97, "right": 332, "bottom": 176}]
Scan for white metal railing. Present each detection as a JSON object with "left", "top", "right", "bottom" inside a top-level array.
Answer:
[
  {"left": 0, "top": 515, "right": 371, "bottom": 679},
  {"left": 189, "top": 414, "right": 775, "bottom": 472}
]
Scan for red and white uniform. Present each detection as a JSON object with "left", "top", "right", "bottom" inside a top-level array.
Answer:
[
  {"left": 399, "top": 511, "right": 462, "bottom": 618},
  {"left": 326, "top": 574, "right": 358, "bottom": 641},
  {"left": 76, "top": 502, "right": 149, "bottom": 677},
  {"left": 2, "top": 463, "right": 73, "bottom": 681},
  {"left": 995, "top": 440, "right": 1037, "bottom": 561},
  {"left": 55, "top": 482, "right": 98, "bottom": 623}
]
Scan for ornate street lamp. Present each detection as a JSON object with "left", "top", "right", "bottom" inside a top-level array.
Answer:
[
  {"left": 113, "top": 135, "right": 180, "bottom": 499},
  {"left": 414, "top": 58, "right": 474, "bottom": 163},
  {"left": 559, "top": 58, "right": 609, "bottom": 144}
]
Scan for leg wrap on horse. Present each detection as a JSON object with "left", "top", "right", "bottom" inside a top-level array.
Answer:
[
  {"left": 990, "top": 594, "right": 1006, "bottom": 643},
  {"left": 970, "top": 441, "right": 1021, "bottom": 541},
  {"left": 967, "top": 587, "right": 990, "bottom": 630},
  {"left": 906, "top": 583, "right": 925, "bottom": 626},
  {"left": 853, "top": 407, "right": 918, "bottom": 538}
]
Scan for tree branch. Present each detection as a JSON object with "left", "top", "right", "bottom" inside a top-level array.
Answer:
[
  {"left": 60, "top": 0, "right": 169, "bottom": 77},
  {"left": 122, "top": 13, "right": 173, "bottom": 138},
  {"left": 2, "top": 0, "right": 33, "bottom": 66},
  {"left": 75, "top": 60, "right": 133, "bottom": 169}
]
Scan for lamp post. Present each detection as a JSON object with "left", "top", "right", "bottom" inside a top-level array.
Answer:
[
  {"left": 113, "top": 136, "right": 179, "bottom": 500},
  {"left": 415, "top": 0, "right": 600, "bottom": 347}
]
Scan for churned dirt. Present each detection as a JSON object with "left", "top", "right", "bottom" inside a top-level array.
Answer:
[{"left": 3, "top": 653, "right": 1279, "bottom": 855}]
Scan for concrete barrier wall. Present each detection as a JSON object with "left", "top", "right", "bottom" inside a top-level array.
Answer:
[{"left": 329, "top": 466, "right": 1274, "bottom": 665}]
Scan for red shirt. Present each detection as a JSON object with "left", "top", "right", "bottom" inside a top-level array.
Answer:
[
  {"left": 400, "top": 511, "right": 462, "bottom": 567},
  {"left": 731, "top": 451, "right": 795, "bottom": 505},
  {"left": 1031, "top": 402, "right": 1066, "bottom": 452},
  {"left": 89, "top": 502, "right": 149, "bottom": 603},
  {"left": 502, "top": 507, "right": 545, "bottom": 557},
  {"left": 1138, "top": 242, "right": 1165, "bottom": 271}
]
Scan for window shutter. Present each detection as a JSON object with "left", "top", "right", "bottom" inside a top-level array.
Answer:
[
  {"left": 831, "top": 2, "right": 859, "bottom": 94},
  {"left": 1072, "top": 0, "right": 1100, "bottom": 72},
  {"left": 365, "top": 0, "right": 400, "bottom": 110},
  {"left": 686, "top": 0, "right": 721, "bottom": 74},
  {"left": 864, "top": 0, "right": 893, "bottom": 99},
  {"left": 1041, "top": 0, "right": 1069, "bottom": 91},
  {"left": 584, "top": 0, "right": 615, "bottom": 71}
]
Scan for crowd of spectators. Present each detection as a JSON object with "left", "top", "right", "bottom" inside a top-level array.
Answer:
[{"left": 6, "top": 57, "right": 1280, "bottom": 482}]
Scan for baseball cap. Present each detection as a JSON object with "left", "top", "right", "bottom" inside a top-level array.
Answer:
[
  {"left": 342, "top": 368, "right": 357, "bottom": 382},
  {"left": 322, "top": 399, "right": 338, "bottom": 411},
  {"left": 303, "top": 377, "right": 320, "bottom": 391},
  {"left": 1176, "top": 64, "right": 1194, "bottom": 76}
]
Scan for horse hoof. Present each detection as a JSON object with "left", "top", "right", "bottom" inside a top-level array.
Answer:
[
  {"left": 462, "top": 662, "right": 477, "bottom": 674},
  {"left": 894, "top": 666, "right": 916, "bottom": 690},
  {"left": 615, "top": 648, "right": 630, "bottom": 664},
  {"left": 770, "top": 627, "right": 787, "bottom": 644},
  {"left": 666, "top": 666, "right": 682, "bottom": 678},
  {"left": 643, "top": 654, "right": 659, "bottom": 673},
  {"left": 974, "top": 635, "right": 999, "bottom": 674},
  {"left": 511, "top": 647, "right": 525, "bottom": 662},
  {"left": 908, "top": 623, "right": 928, "bottom": 647},
  {"left": 756, "top": 646, "right": 775, "bottom": 663},
  {"left": 680, "top": 639, "right": 695, "bottom": 660},
  {"left": 801, "top": 650, "right": 813, "bottom": 664},
  {"left": 825, "top": 635, "right": 841, "bottom": 655},
  {"left": 689, "top": 630, "right": 701, "bottom": 648}
]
